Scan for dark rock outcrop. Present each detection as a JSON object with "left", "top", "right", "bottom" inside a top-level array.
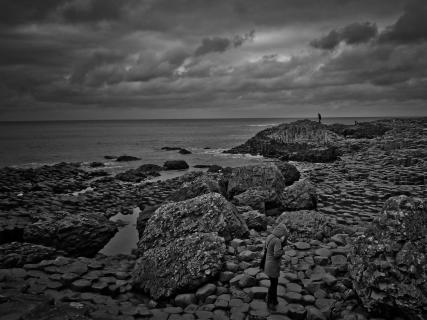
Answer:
[
  {"left": 116, "top": 155, "right": 141, "bottom": 162},
  {"left": 163, "top": 160, "right": 190, "bottom": 170},
  {"left": 23, "top": 212, "right": 118, "bottom": 257},
  {"left": 0, "top": 242, "right": 59, "bottom": 268},
  {"left": 349, "top": 195, "right": 427, "bottom": 319},
  {"left": 281, "top": 179, "right": 317, "bottom": 211},
  {"left": 274, "top": 161, "right": 301, "bottom": 185},
  {"left": 328, "top": 121, "right": 391, "bottom": 139},
  {"left": 225, "top": 120, "right": 342, "bottom": 162}
]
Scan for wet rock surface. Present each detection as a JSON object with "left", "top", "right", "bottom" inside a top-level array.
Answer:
[{"left": 0, "top": 117, "right": 425, "bottom": 320}]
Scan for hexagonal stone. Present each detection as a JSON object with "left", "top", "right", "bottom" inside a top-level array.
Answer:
[
  {"left": 219, "top": 271, "right": 234, "bottom": 283},
  {"left": 330, "top": 255, "right": 347, "bottom": 266},
  {"left": 238, "top": 275, "right": 257, "bottom": 288},
  {"left": 285, "top": 250, "right": 297, "bottom": 257},
  {"left": 196, "top": 283, "right": 217, "bottom": 301},
  {"left": 277, "top": 285, "right": 286, "bottom": 298},
  {"left": 249, "top": 309, "right": 270, "bottom": 319},
  {"left": 215, "top": 299, "right": 229, "bottom": 309},
  {"left": 238, "top": 250, "right": 257, "bottom": 262},
  {"left": 283, "top": 292, "right": 302, "bottom": 303},
  {"left": 294, "top": 242, "right": 310, "bottom": 250},
  {"left": 71, "top": 279, "right": 91, "bottom": 292},
  {"left": 278, "top": 277, "right": 289, "bottom": 286},
  {"left": 322, "top": 273, "right": 337, "bottom": 286},
  {"left": 195, "top": 310, "right": 214, "bottom": 319},
  {"left": 250, "top": 299, "right": 268, "bottom": 311},
  {"left": 287, "top": 304, "right": 306, "bottom": 320},
  {"left": 259, "top": 279, "right": 270, "bottom": 287},
  {"left": 163, "top": 307, "right": 183, "bottom": 314},
  {"left": 286, "top": 282, "right": 302, "bottom": 293},
  {"left": 282, "top": 273, "right": 298, "bottom": 281},
  {"left": 175, "top": 293, "right": 197, "bottom": 308},
  {"left": 229, "top": 298, "right": 244, "bottom": 308},
  {"left": 230, "top": 311, "right": 246, "bottom": 320},
  {"left": 225, "top": 262, "right": 239, "bottom": 272},
  {"left": 314, "top": 248, "right": 332, "bottom": 258},
  {"left": 313, "top": 256, "right": 329, "bottom": 266},
  {"left": 249, "top": 286, "right": 268, "bottom": 299},
  {"left": 244, "top": 267, "right": 260, "bottom": 277},
  {"left": 302, "top": 295, "right": 316, "bottom": 304}
]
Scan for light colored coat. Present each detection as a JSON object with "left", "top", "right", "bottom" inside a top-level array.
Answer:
[{"left": 264, "top": 224, "right": 287, "bottom": 278}]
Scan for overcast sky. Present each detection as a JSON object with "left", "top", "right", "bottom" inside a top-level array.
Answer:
[{"left": 1, "top": 0, "right": 427, "bottom": 120}]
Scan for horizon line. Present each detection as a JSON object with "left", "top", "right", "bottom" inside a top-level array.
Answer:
[{"left": 1, "top": 115, "right": 425, "bottom": 123}]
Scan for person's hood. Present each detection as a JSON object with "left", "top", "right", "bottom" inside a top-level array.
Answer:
[{"left": 272, "top": 223, "right": 288, "bottom": 238}]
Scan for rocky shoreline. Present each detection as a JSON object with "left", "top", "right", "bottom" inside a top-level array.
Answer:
[{"left": 0, "top": 118, "right": 426, "bottom": 320}]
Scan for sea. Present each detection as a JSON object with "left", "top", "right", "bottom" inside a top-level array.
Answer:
[{"left": 0, "top": 117, "right": 388, "bottom": 171}]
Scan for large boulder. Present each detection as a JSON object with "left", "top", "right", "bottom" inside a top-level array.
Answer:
[
  {"left": 23, "top": 212, "right": 118, "bottom": 257},
  {"left": 163, "top": 160, "right": 189, "bottom": 170},
  {"left": 137, "top": 193, "right": 248, "bottom": 252},
  {"left": 168, "top": 174, "right": 222, "bottom": 202},
  {"left": 274, "top": 161, "right": 301, "bottom": 186},
  {"left": 132, "top": 232, "right": 225, "bottom": 299},
  {"left": 349, "top": 195, "right": 427, "bottom": 319},
  {"left": 225, "top": 163, "right": 286, "bottom": 198},
  {"left": 132, "top": 193, "right": 249, "bottom": 299},
  {"left": 225, "top": 120, "right": 342, "bottom": 162},
  {"left": 276, "top": 210, "right": 337, "bottom": 242},
  {"left": 281, "top": 179, "right": 317, "bottom": 211}
]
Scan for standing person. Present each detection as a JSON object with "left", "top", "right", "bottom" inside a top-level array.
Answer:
[
  {"left": 264, "top": 223, "right": 288, "bottom": 309},
  {"left": 318, "top": 113, "right": 322, "bottom": 123}
]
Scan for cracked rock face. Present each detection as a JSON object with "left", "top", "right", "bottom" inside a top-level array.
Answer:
[
  {"left": 349, "top": 195, "right": 427, "bottom": 319},
  {"left": 132, "top": 232, "right": 225, "bottom": 299},
  {"left": 132, "top": 193, "right": 248, "bottom": 299}
]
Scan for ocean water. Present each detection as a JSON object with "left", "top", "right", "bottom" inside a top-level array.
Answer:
[{"left": 0, "top": 117, "right": 388, "bottom": 170}]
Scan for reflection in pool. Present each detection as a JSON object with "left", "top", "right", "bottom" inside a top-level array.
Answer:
[{"left": 99, "top": 207, "right": 140, "bottom": 255}]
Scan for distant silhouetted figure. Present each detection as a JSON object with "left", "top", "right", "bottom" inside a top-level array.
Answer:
[{"left": 318, "top": 113, "right": 322, "bottom": 124}]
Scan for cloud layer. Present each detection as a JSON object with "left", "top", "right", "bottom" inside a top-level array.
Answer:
[{"left": 0, "top": 0, "right": 426, "bottom": 120}]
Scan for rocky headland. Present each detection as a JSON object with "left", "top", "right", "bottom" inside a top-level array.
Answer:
[{"left": 0, "top": 118, "right": 426, "bottom": 320}]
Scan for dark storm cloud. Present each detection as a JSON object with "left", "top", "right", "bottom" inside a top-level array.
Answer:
[
  {"left": 379, "top": 0, "right": 427, "bottom": 43},
  {"left": 0, "top": 0, "right": 65, "bottom": 25},
  {"left": 311, "top": 22, "right": 378, "bottom": 49},
  {"left": 0, "top": 0, "right": 426, "bottom": 120},
  {"left": 70, "top": 50, "right": 125, "bottom": 84},
  {"left": 59, "top": 0, "right": 139, "bottom": 23},
  {"left": 194, "top": 30, "right": 255, "bottom": 56}
]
